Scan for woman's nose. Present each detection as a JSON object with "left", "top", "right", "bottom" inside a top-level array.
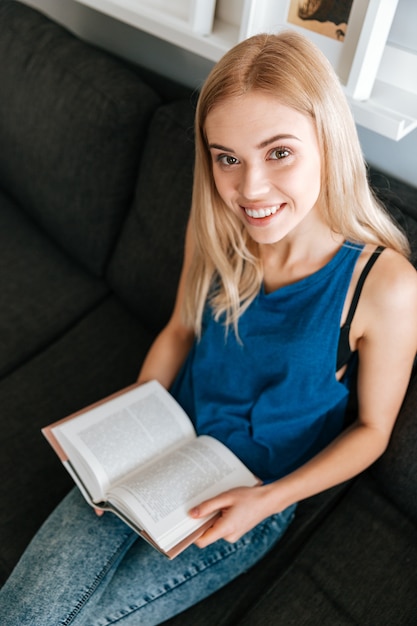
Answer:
[{"left": 239, "top": 164, "right": 270, "bottom": 199}]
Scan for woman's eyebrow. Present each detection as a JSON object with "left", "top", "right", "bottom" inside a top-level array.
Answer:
[
  {"left": 208, "top": 134, "right": 300, "bottom": 153},
  {"left": 208, "top": 143, "right": 233, "bottom": 152},
  {"left": 257, "top": 134, "right": 300, "bottom": 148}
]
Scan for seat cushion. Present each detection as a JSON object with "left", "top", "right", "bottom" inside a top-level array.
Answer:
[
  {"left": 0, "top": 189, "right": 108, "bottom": 377},
  {"left": 0, "top": 295, "right": 155, "bottom": 583},
  {"left": 0, "top": 1, "right": 160, "bottom": 275},
  {"left": 239, "top": 475, "right": 417, "bottom": 625},
  {"left": 371, "top": 372, "right": 417, "bottom": 525}
]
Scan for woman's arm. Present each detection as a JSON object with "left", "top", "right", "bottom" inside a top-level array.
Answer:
[
  {"left": 191, "top": 250, "right": 417, "bottom": 546},
  {"left": 137, "top": 219, "right": 196, "bottom": 390}
]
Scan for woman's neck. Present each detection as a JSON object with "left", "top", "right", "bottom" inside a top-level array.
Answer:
[{"left": 260, "top": 227, "right": 343, "bottom": 292}]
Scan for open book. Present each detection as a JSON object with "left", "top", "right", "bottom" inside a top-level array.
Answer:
[{"left": 42, "top": 380, "right": 258, "bottom": 558}]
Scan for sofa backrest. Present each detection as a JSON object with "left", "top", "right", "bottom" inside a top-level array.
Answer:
[
  {"left": 0, "top": 1, "right": 160, "bottom": 276},
  {"left": 107, "top": 99, "right": 196, "bottom": 332},
  {"left": 366, "top": 173, "right": 417, "bottom": 524},
  {"left": 369, "top": 170, "right": 417, "bottom": 268}
]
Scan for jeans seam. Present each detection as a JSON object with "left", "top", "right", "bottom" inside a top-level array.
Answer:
[
  {"left": 97, "top": 548, "right": 238, "bottom": 625},
  {"left": 60, "top": 532, "right": 136, "bottom": 626}
]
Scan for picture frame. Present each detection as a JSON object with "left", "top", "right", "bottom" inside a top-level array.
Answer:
[{"left": 240, "top": 0, "right": 399, "bottom": 101}]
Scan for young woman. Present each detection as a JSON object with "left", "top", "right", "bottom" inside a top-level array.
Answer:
[{"left": 1, "top": 31, "right": 416, "bottom": 625}]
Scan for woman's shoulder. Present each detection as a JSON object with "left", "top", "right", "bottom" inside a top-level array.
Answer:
[
  {"left": 370, "top": 247, "right": 416, "bottom": 297},
  {"left": 361, "top": 246, "right": 417, "bottom": 328}
]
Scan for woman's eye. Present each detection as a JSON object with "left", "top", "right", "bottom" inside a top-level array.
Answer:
[
  {"left": 269, "top": 147, "right": 291, "bottom": 160},
  {"left": 218, "top": 154, "right": 239, "bottom": 166}
]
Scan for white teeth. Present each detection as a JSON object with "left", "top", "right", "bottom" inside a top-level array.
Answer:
[{"left": 244, "top": 206, "right": 278, "bottom": 219}]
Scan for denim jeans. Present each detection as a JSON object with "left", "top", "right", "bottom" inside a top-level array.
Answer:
[{"left": 0, "top": 488, "right": 296, "bottom": 625}]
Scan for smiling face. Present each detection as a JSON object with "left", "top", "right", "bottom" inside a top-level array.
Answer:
[{"left": 205, "top": 91, "right": 324, "bottom": 247}]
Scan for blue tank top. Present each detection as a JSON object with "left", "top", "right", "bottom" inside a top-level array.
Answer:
[{"left": 170, "top": 243, "right": 363, "bottom": 482}]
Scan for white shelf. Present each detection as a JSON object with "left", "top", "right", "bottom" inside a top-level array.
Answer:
[
  {"left": 348, "top": 43, "right": 417, "bottom": 140},
  {"left": 73, "top": 0, "right": 237, "bottom": 59},
  {"left": 73, "top": 0, "right": 417, "bottom": 141},
  {"left": 348, "top": 81, "right": 417, "bottom": 141}
]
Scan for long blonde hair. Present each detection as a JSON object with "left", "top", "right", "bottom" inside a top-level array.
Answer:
[{"left": 183, "top": 31, "right": 410, "bottom": 336}]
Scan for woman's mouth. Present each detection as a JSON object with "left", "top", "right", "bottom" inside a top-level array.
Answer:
[
  {"left": 242, "top": 204, "right": 284, "bottom": 220},
  {"left": 244, "top": 206, "right": 277, "bottom": 218}
]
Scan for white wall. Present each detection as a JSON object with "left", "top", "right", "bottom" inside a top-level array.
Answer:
[{"left": 21, "top": 0, "right": 417, "bottom": 188}]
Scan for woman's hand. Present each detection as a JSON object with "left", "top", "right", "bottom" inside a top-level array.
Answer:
[{"left": 190, "top": 484, "right": 278, "bottom": 548}]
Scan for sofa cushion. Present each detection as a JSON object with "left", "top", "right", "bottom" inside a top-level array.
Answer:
[
  {"left": 0, "top": 188, "right": 108, "bottom": 377},
  {"left": 238, "top": 475, "right": 417, "bottom": 625},
  {"left": 0, "top": 295, "right": 155, "bottom": 583},
  {"left": 371, "top": 372, "right": 417, "bottom": 525},
  {"left": 0, "top": 1, "right": 160, "bottom": 275},
  {"left": 107, "top": 99, "right": 195, "bottom": 331},
  {"left": 369, "top": 169, "right": 417, "bottom": 267}
]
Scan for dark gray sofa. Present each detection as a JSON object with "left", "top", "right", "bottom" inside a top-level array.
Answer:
[{"left": 1, "top": 2, "right": 416, "bottom": 624}]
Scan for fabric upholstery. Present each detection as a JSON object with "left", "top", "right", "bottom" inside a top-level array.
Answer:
[
  {"left": 107, "top": 100, "right": 196, "bottom": 331},
  {"left": 0, "top": 1, "right": 160, "bottom": 275},
  {"left": 0, "top": 295, "right": 154, "bottom": 582},
  {"left": 369, "top": 169, "right": 417, "bottom": 266},
  {"left": 0, "top": 188, "right": 108, "bottom": 377},
  {"left": 239, "top": 475, "right": 417, "bottom": 625},
  {"left": 372, "top": 373, "right": 417, "bottom": 524}
]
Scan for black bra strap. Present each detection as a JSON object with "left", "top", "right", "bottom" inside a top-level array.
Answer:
[
  {"left": 344, "top": 245, "right": 385, "bottom": 327},
  {"left": 336, "top": 245, "right": 385, "bottom": 372}
]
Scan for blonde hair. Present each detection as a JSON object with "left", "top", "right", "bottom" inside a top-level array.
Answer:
[{"left": 184, "top": 31, "right": 410, "bottom": 336}]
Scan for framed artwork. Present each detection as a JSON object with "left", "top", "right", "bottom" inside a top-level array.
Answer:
[{"left": 240, "top": 0, "right": 399, "bottom": 100}]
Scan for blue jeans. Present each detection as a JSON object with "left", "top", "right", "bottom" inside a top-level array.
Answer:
[{"left": 0, "top": 488, "right": 296, "bottom": 625}]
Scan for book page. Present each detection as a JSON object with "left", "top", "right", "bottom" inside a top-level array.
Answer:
[
  {"left": 50, "top": 381, "right": 195, "bottom": 501},
  {"left": 108, "top": 435, "right": 258, "bottom": 551}
]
